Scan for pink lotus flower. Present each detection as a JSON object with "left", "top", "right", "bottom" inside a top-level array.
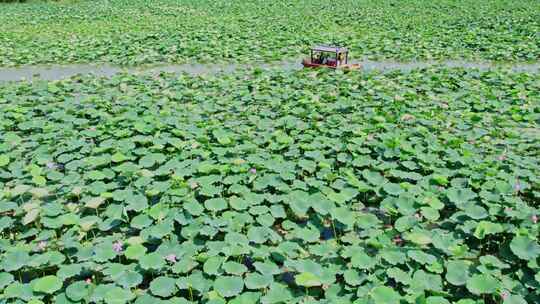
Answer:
[
  {"left": 46, "top": 162, "right": 57, "bottom": 170},
  {"left": 249, "top": 168, "right": 257, "bottom": 174},
  {"left": 85, "top": 278, "right": 92, "bottom": 284},
  {"left": 165, "top": 254, "right": 177, "bottom": 263},
  {"left": 113, "top": 241, "right": 123, "bottom": 253},
  {"left": 532, "top": 214, "right": 538, "bottom": 224},
  {"left": 37, "top": 241, "right": 47, "bottom": 251},
  {"left": 498, "top": 155, "right": 506, "bottom": 161},
  {"left": 514, "top": 181, "right": 522, "bottom": 192},
  {"left": 500, "top": 290, "right": 509, "bottom": 300}
]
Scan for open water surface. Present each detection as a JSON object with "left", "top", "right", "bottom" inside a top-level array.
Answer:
[{"left": 0, "top": 59, "right": 538, "bottom": 82}]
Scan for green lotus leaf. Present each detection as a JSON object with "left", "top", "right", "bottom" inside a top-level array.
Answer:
[
  {"left": 253, "top": 262, "right": 280, "bottom": 275},
  {"left": 66, "top": 281, "right": 91, "bottom": 301},
  {"left": 203, "top": 256, "right": 224, "bottom": 275},
  {"left": 85, "top": 196, "right": 105, "bottom": 209},
  {"left": 386, "top": 267, "right": 411, "bottom": 285},
  {"left": 370, "top": 286, "right": 400, "bottom": 304},
  {"left": 213, "top": 276, "right": 244, "bottom": 297},
  {"left": 33, "top": 275, "right": 63, "bottom": 294},
  {"left": 383, "top": 183, "right": 404, "bottom": 196},
  {"left": 139, "top": 252, "right": 166, "bottom": 270},
  {"left": 5, "top": 282, "right": 34, "bottom": 300},
  {"left": 466, "top": 274, "right": 499, "bottom": 295},
  {"left": 222, "top": 261, "right": 248, "bottom": 275},
  {"left": 104, "top": 286, "right": 135, "bottom": 304},
  {"left": 331, "top": 207, "right": 356, "bottom": 226},
  {"left": 1, "top": 250, "right": 29, "bottom": 271},
  {"left": 111, "top": 152, "right": 128, "bottom": 163},
  {"left": 503, "top": 294, "right": 527, "bottom": 304},
  {"left": 510, "top": 236, "right": 540, "bottom": 260},
  {"left": 57, "top": 264, "right": 82, "bottom": 280},
  {"left": 204, "top": 198, "right": 228, "bottom": 212},
  {"left": 463, "top": 204, "right": 488, "bottom": 220},
  {"left": 295, "top": 272, "right": 321, "bottom": 287},
  {"left": 343, "top": 269, "right": 367, "bottom": 286},
  {"left": 244, "top": 273, "right": 273, "bottom": 289},
  {"left": 411, "top": 270, "right": 443, "bottom": 292},
  {"left": 212, "top": 130, "right": 233, "bottom": 145},
  {"left": 404, "top": 231, "right": 432, "bottom": 245},
  {"left": 0, "top": 155, "right": 10, "bottom": 167},
  {"left": 445, "top": 260, "right": 470, "bottom": 286},
  {"left": 125, "top": 244, "right": 147, "bottom": 260},
  {"left": 150, "top": 276, "right": 177, "bottom": 298},
  {"left": 447, "top": 188, "right": 477, "bottom": 206},
  {"left": 351, "top": 251, "right": 377, "bottom": 269},
  {"left": 117, "top": 270, "right": 143, "bottom": 288},
  {"left": 362, "top": 170, "right": 385, "bottom": 185},
  {"left": 473, "top": 221, "right": 503, "bottom": 239},
  {"left": 426, "top": 296, "right": 451, "bottom": 304},
  {"left": 0, "top": 272, "right": 14, "bottom": 289},
  {"left": 260, "top": 283, "right": 293, "bottom": 304}
]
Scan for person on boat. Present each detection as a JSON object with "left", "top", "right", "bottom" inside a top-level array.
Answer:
[
  {"left": 318, "top": 52, "right": 327, "bottom": 64},
  {"left": 338, "top": 52, "right": 345, "bottom": 65}
]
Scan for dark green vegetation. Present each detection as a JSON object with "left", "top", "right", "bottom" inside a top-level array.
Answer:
[
  {"left": 0, "top": 68, "right": 539, "bottom": 303},
  {"left": 1, "top": 0, "right": 539, "bottom": 66}
]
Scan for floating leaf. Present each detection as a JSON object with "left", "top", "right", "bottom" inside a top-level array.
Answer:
[
  {"left": 383, "top": 183, "right": 404, "bottom": 196},
  {"left": 404, "top": 231, "right": 432, "bottom": 245},
  {"left": 204, "top": 198, "right": 228, "bottom": 212},
  {"left": 5, "top": 282, "right": 33, "bottom": 300},
  {"left": 510, "top": 236, "right": 540, "bottom": 260},
  {"left": 22, "top": 208, "right": 40, "bottom": 225},
  {"left": 104, "top": 287, "right": 135, "bottom": 304},
  {"left": 125, "top": 244, "right": 147, "bottom": 260},
  {"left": 245, "top": 273, "right": 273, "bottom": 289},
  {"left": 213, "top": 276, "right": 244, "bottom": 297},
  {"left": 447, "top": 188, "right": 476, "bottom": 206},
  {"left": 0, "top": 155, "right": 9, "bottom": 167},
  {"left": 33, "top": 275, "right": 63, "bottom": 294},
  {"left": 213, "top": 130, "right": 232, "bottom": 145},
  {"left": 86, "top": 197, "right": 105, "bottom": 209},
  {"left": 0, "top": 272, "right": 14, "bottom": 290},
  {"left": 466, "top": 274, "right": 499, "bottom": 295},
  {"left": 150, "top": 276, "right": 177, "bottom": 298},
  {"left": 474, "top": 221, "right": 503, "bottom": 239},
  {"left": 66, "top": 281, "right": 91, "bottom": 301},
  {"left": 139, "top": 253, "right": 165, "bottom": 270},
  {"left": 295, "top": 272, "right": 321, "bottom": 287},
  {"left": 370, "top": 286, "right": 400, "bottom": 304},
  {"left": 445, "top": 260, "right": 470, "bottom": 286},
  {"left": 117, "top": 270, "right": 143, "bottom": 289},
  {"left": 503, "top": 294, "right": 527, "bottom": 304}
]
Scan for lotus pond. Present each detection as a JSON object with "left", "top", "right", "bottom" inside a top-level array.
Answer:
[
  {"left": 1, "top": 0, "right": 539, "bottom": 66},
  {"left": 0, "top": 67, "right": 539, "bottom": 304}
]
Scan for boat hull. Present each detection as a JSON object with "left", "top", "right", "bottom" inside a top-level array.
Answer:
[{"left": 302, "top": 59, "right": 360, "bottom": 70}]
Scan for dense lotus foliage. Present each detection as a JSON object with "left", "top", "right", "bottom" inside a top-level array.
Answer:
[
  {"left": 1, "top": 0, "right": 539, "bottom": 66},
  {"left": 0, "top": 68, "right": 539, "bottom": 303}
]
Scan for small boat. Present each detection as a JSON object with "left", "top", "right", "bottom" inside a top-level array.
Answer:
[{"left": 302, "top": 45, "right": 360, "bottom": 70}]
